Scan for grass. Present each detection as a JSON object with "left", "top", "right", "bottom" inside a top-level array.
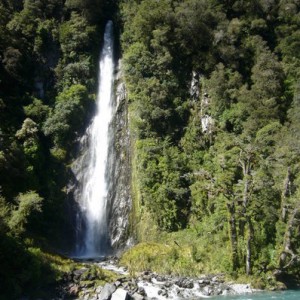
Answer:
[
  {"left": 120, "top": 224, "right": 285, "bottom": 292},
  {"left": 25, "top": 247, "right": 119, "bottom": 298},
  {"left": 120, "top": 225, "right": 232, "bottom": 278}
]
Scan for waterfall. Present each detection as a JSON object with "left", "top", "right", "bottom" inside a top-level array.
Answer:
[{"left": 76, "top": 21, "right": 115, "bottom": 257}]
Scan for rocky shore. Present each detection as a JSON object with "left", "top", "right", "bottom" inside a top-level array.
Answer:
[{"left": 56, "top": 258, "right": 255, "bottom": 300}]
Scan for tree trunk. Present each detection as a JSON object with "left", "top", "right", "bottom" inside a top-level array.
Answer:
[
  {"left": 246, "top": 217, "right": 254, "bottom": 275},
  {"left": 281, "top": 167, "right": 291, "bottom": 222},
  {"left": 227, "top": 201, "right": 239, "bottom": 271},
  {"left": 279, "top": 205, "right": 300, "bottom": 270},
  {"left": 239, "top": 151, "right": 252, "bottom": 237}
]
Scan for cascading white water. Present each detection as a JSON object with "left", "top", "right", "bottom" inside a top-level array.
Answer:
[{"left": 78, "top": 21, "right": 114, "bottom": 257}]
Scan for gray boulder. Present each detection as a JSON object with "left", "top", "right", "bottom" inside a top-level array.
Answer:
[
  {"left": 131, "top": 292, "right": 144, "bottom": 300},
  {"left": 98, "top": 283, "right": 117, "bottom": 300},
  {"left": 111, "top": 288, "right": 129, "bottom": 300}
]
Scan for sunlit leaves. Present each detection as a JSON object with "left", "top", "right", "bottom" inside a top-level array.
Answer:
[
  {"left": 59, "top": 12, "right": 96, "bottom": 60},
  {"left": 9, "top": 191, "right": 43, "bottom": 236},
  {"left": 43, "top": 84, "right": 90, "bottom": 147}
]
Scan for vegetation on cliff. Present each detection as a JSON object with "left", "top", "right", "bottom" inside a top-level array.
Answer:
[
  {"left": 0, "top": 0, "right": 110, "bottom": 298},
  {"left": 0, "top": 0, "right": 300, "bottom": 297},
  {"left": 120, "top": 0, "right": 300, "bottom": 285}
]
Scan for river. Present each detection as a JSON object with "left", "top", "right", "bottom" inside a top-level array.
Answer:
[{"left": 219, "top": 289, "right": 300, "bottom": 300}]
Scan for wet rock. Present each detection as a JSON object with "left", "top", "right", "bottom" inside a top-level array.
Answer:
[
  {"left": 201, "top": 284, "right": 226, "bottom": 297},
  {"left": 55, "top": 259, "right": 256, "bottom": 300},
  {"left": 202, "top": 285, "right": 214, "bottom": 296},
  {"left": 137, "top": 286, "right": 146, "bottom": 296},
  {"left": 164, "top": 281, "right": 172, "bottom": 288},
  {"left": 212, "top": 274, "right": 225, "bottom": 284},
  {"left": 214, "top": 287, "right": 224, "bottom": 295},
  {"left": 158, "top": 289, "right": 168, "bottom": 297},
  {"left": 155, "top": 275, "right": 166, "bottom": 282},
  {"left": 143, "top": 271, "right": 150, "bottom": 276},
  {"left": 175, "top": 278, "right": 194, "bottom": 289},
  {"left": 111, "top": 288, "right": 129, "bottom": 300},
  {"left": 131, "top": 292, "right": 144, "bottom": 300},
  {"left": 198, "top": 278, "right": 211, "bottom": 286},
  {"left": 98, "top": 283, "right": 117, "bottom": 300},
  {"left": 69, "top": 283, "right": 79, "bottom": 296},
  {"left": 115, "top": 280, "right": 122, "bottom": 287}
]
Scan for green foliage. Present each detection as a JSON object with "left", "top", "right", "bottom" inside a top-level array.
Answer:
[
  {"left": 0, "top": 234, "right": 39, "bottom": 299},
  {"left": 24, "top": 98, "right": 50, "bottom": 124},
  {"left": 174, "top": 0, "right": 220, "bottom": 70},
  {"left": 121, "top": 241, "right": 198, "bottom": 276},
  {"left": 205, "top": 63, "right": 243, "bottom": 118},
  {"left": 121, "top": 228, "right": 235, "bottom": 277},
  {"left": 43, "top": 84, "right": 90, "bottom": 147},
  {"left": 65, "top": 0, "right": 105, "bottom": 23},
  {"left": 0, "top": 0, "right": 106, "bottom": 297},
  {"left": 136, "top": 138, "right": 190, "bottom": 231},
  {"left": 9, "top": 191, "right": 43, "bottom": 236},
  {"left": 55, "top": 11, "right": 97, "bottom": 90},
  {"left": 121, "top": 0, "right": 300, "bottom": 279},
  {"left": 0, "top": 196, "right": 10, "bottom": 232},
  {"left": 0, "top": 0, "right": 299, "bottom": 292},
  {"left": 59, "top": 12, "right": 96, "bottom": 58}
]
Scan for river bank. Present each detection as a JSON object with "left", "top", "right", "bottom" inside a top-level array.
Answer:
[{"left": 55, "top": 257, "right": 281, "bottom": 300}]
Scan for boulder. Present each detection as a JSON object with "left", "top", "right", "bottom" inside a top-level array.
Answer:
[
  {"left": 202, "top": 285, "right": 214, "bottom": 296},
  {"left": 115, "top": 280, "right": 122, "bottom": 287},
  {"left": 175, "top": 278, "right": 194, "bottom": 289},
  {"left": 137, "top": 286, "right": 146, "bottom": 296},
  {"left": 68, "top": 283, "right": 79, "bottom": 296},
  {"left": 98, "top": 283, "right": 116, "bottom": 300},
  {"left": 111, "top": 288, "right": 129, "bottom": 300},
  {"left": 199, "top": 279, "right": 211, "bottom": 286},
  {"left": 131, "top": 292, "right": 144, "bottom": 300}
]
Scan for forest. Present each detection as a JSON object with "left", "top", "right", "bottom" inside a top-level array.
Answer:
[{"left": 0, "top": 0, "right": 300, "bottom": 298}]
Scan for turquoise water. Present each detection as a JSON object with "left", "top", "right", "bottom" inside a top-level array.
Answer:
[{"left": 214, "top": 290, "right": 300, "bottom": 299}]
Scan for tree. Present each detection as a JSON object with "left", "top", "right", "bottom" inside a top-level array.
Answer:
[
  {"left": 9, "top": 191, "right": 43, "bottom": 236},
  {"left": 205, "top": 64, "right": 243, "bottom": 118},
  {"left": 274, "top": 82, "right": 300, "bottom": 273},
  {"left": 174, "top": 0, "right": 219, "bottom": 70},
  {"left": 43, "top": 84, "right": 90, "bottom": 148},
  {"left": 15, "top": 118, "right": 42, "bottom": 189},
  {"left": 24, "top": 98, "right": 50, "bottom": 124},
  {"left": 240, "top": 38, "right": 284, "bottom": 135},
  {"left": 136, "top": 138, "right": 190, "bottom": 231},
  {"left": 59, "top": 12, "right": 96, "bottom": 60}
]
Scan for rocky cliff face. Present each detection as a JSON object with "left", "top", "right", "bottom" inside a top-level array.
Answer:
[
  {"left": 68, "top": 60, "right": 132, "bottom": 255},
  {"left": 107, "top": 60, "right": 132, "bottom": 251},
  {"left": 190, "top": 72, "right": 214, "bottom": 134}
]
